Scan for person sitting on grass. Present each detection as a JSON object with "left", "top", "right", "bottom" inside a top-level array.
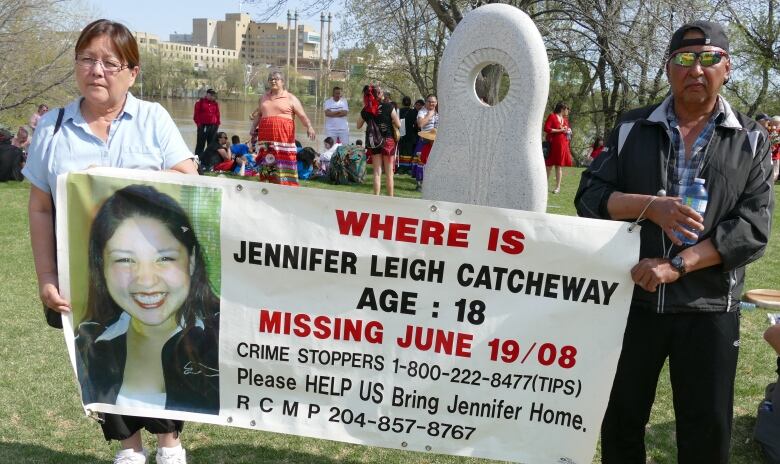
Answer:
[
  {"left": 319, "top": 136, "right": 340, "bottom": 175},
  {"left": 296, "top": 146, "right": 317, "bottom": 180},
  {"left": 229, "top": 135, "right": 255, "bottom": 176},
  {"left": 209, "top": 132, "right": 235, "bottom": 173}
]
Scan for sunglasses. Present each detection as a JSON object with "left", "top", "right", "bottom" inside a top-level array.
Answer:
[{"left": 670, "top": 51, "right": 727, "bottom": 67}]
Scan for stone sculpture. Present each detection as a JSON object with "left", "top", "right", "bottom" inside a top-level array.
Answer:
[{"left": 422, "top": 3, "right": 550, "bottom": 212}]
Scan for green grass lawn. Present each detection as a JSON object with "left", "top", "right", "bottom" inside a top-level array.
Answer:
[{"left": 1, "top": 167, "right": 778, "bottom": 463}]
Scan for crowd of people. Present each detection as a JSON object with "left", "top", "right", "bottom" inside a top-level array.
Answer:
[
  {"left": 0, "top": 118, "right": 39, "bottom": 181},
  {"left": 187, "top": 78, "right": 439, "bottom": 198}
]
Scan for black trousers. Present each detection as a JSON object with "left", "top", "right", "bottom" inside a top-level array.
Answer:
[
  {"left": 99, "top": 413, "right": 183, "bottom": 441},
  {"left": 601, "top": 307, "right": 739, "bottom": 464},
  {"left": 195, "top": 124, "right": 218, "bottom": 156}
]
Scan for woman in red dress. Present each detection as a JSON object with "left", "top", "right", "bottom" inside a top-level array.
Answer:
[
  {"left": 252, "top": 71, "right": 315, "bottom": 186},
  {"left": 544, "top": 102, "right": 572, "bottom": 194}
]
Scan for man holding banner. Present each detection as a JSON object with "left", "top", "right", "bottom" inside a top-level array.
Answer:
[{"left": 576, "top": 21, "right": 773, "bottom": 463}]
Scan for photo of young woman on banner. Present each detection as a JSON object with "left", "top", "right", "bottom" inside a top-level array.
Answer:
[{"left": 71, "top": 183, "right": 221, "bottom": 415}]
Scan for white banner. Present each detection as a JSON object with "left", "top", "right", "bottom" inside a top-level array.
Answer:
[{"left": 57, "top": 168, "right": 640, "bottom": 464}]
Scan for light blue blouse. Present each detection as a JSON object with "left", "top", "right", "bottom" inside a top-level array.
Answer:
[{"left": 23, "top": 92, "right": 194, "bottom": 199}]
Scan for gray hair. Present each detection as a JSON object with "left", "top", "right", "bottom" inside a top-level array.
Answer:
[{"left": 267, "top": 70, "right": 285, "bottom": 89}]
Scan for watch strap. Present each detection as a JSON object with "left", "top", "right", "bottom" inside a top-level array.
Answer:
[{"left": 671, "top": 255, "right": 687, "bottom": 276}]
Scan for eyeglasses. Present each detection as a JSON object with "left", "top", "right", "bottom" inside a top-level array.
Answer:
[
  {"left": 670, "top": 51, "right": 728, "bottom": 68},
  {"left": 426, "top": 100, "right": 437, "bottom": 104},
  {"left": 76, "top": 55, "right": 128, "bottom": 74},
  {"left": 268, "top": 77, "right": 281, "bottom": 82}
]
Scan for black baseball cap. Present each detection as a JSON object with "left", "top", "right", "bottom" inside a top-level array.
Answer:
[
  {"left": 756, "top": 113, "right": 770, "bottom": 122},
  {"left": 669, "top": 20, "right": 729, "bottom": 55},
  {"left": 206, "top": 88, "right": 217, "bottom": 95}
]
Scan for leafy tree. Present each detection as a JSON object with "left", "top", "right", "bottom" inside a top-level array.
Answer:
[
  {"left": 722, "top": 0, "right": 780, "bottom": 116},
  {"left": 0, "top": 0, "right": 90, "bottom": 126}
]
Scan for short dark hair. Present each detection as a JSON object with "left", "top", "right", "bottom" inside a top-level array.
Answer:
[
  {"left": 76, "top": 19, "right": 139, "bottom": 68},
  {"left": 333, "top": 86, "right": 342, "bottom": 92},
  {"left": 415, "top": 99, "right": 425, "bottom": 106},
  {"left": 231, "top": 135, "right": 240, "bottom": 144},
  {"left": 355, "top": 139, "right": 363, "bottom": 146},
  {"left": 553, "top": 102, "right": 569, "bottom": 114},
  {"left": 402, "top": 96, "right": 411, "bottom": 106},
  {"left": 324, "top": 136, "right": 334, "bottom": 147}
]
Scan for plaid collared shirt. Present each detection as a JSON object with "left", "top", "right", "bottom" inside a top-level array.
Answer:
[{"left": 666, "top": 99, "right": 725, "bottom": 197}]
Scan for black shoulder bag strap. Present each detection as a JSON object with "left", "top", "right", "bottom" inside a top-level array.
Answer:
[{"left": 44, "top": 107, "right": 66, "bottom": 329}]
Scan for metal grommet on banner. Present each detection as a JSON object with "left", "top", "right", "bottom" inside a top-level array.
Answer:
[
  {"left": 226, "top": 416, "right": 233, "bottom": 423},
  {"left": 455, "top": 208, "right": 462, "bottom": 215},
  {"left": 401, "top": 442, "right": 408, "bottom": 448},
  {"left": 261, "top": 188, "right": 269, "bottom": 195},
  {"left": 430, "top": 205, "right": 437, "bottom": 212},
  {"left": 236, "top": 184, "right": 243, "bottom": 192},
  {"left": 250, "top": 420, "right": 256, "bottom": 427}
]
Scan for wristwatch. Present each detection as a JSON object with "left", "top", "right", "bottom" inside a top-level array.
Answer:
[{"left": 670, "top": 255, "right": 687, "bottom": 276}]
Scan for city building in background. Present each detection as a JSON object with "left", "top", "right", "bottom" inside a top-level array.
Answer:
[
  {"left": 134, "top": 11, "right": 347, "bottom": 97},
  {"left": 169, "top": 33, "right": 193, "bottom": 44},
  {"left": 134, "top": 31, "right": 238, "bottom": 71}
]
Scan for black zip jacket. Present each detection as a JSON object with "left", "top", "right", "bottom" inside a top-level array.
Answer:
[
  {"left": 575, "top": 96, "right": 773, "bottom": 313},
  {"left": 75, "top": 312, "right": 220, "bottom": 414}
]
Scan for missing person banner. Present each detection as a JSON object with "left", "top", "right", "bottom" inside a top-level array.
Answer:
[{"left": 56, "top": 168, "right": 640, "bottom": 464}]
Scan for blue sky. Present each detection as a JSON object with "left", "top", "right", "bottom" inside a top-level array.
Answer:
[{"left": 96, "top": 0, "right": 341, "bottom": 45}]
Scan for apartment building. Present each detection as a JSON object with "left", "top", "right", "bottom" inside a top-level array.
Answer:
[
  {"left": 190, "top": 13, "right": 321, "bottom": 67},
  {"left": 240, "top": 22, "right": 320, "bottom": 66},
  {"left": 134, "top": 13, "right": 328, "bottom": 75},
  {"left": 133, "top": 31, "right": 238, "bottom": 71}
]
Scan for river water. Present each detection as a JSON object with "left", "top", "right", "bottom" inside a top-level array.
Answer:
[{"left": 151, "top": 97, "right": 365, "bottom": 152}]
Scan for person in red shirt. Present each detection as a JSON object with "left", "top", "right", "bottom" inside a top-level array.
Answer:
[
  {"left": 193, "top": 88, "right": 221, "bottom": 160},
  {"left": 590, "top": 136, "right": 605, "bottom": 160}
]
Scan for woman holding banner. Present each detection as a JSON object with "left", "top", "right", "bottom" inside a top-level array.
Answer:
[{"left": 23, "top": 19, "right": 197, "bottom": 464}]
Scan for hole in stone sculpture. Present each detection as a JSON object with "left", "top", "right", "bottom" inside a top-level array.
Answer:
[{"left": 475, "top": 63, "right": 509, "bottom": 106}]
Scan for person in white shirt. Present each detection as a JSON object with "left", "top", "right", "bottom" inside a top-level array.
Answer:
[
  {"left": 318, "top": 136, "right": 341, "bottom": 175},
  {"left": 323, "top": 86, "right": 349, "bottom": 144}
]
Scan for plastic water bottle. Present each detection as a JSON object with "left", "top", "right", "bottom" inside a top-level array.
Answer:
[
  {"left": 740, "top": 301, "right": 757, "bottom": 311},
  {"left": 239, "top": 162, "right": 246, "bottom": 177},
  {"left": 676, "top": 177, "right": 708, "bottom": 245}
]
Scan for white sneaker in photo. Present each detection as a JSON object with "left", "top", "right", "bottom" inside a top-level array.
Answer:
[
  {"left": 113, "top": 448, "right": 147, "bottom": 464},
  {"left": 156, "top": 444, "right": 187, "bottom": 464}
]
